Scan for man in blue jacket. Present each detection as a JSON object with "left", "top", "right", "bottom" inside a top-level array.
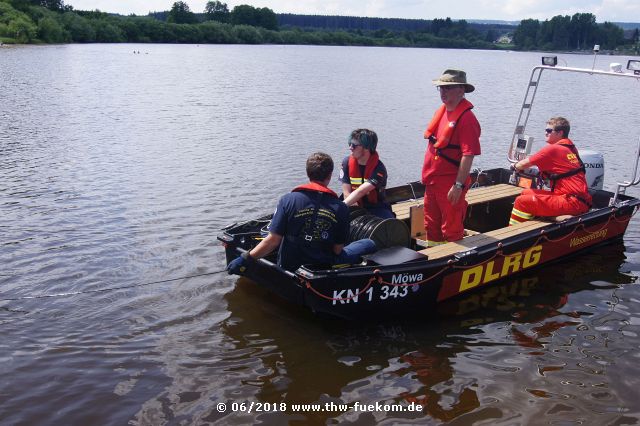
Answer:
[{"left": 227, "top": 152, "right": 376, "bottom": 274}]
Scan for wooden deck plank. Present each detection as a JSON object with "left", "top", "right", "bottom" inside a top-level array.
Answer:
[
  {"left": 392, "top": 184, "right": 523, "bottom": 220},
  {"left": 417, "top": 220, "right": 549, "bottom": 259}
]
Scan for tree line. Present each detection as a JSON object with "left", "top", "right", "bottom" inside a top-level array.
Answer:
[
  {"left": 0, "top": 0, "right": 495, "bottom": 48},
  {"left": 1, "top": 0, "right": 637, "bottom": 53},
  {"left": 513, "top": 13, "right": 631, "bottom": 51}
]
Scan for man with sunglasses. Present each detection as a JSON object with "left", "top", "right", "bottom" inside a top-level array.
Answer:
[
  {"left": 510, "top": 117, "right": 592, "bottom": 225},
  {"left": 421, "top": 69, "right": 481, "bottom": 246},
  {"left": 340, "top": 128, "right": 394, "bottom": 218}
]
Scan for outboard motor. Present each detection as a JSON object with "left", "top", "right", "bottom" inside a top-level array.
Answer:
[{"left": 579, "top": 150, "right": 605, "bottom": 190}]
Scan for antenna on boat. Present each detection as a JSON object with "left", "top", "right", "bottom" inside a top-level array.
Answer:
[{"left": 591, "top": 44, "right": 600, "bottom": 71}]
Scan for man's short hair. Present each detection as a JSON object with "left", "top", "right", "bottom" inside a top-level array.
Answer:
[
  {"left": 306, "top": 152, "right": 334, "bottom": 182},
  {"left": 548, "top": 117, "right": 570, "bottom": 137}
]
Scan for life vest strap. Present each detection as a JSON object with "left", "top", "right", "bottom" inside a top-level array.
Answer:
[
  {"left": 543, "top": 140, "right": 586, "bottom": 192},
  {"left": 435, "top": 149, "right": 461, "bottom": 167}
]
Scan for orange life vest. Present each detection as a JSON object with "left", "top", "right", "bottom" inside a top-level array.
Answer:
[
  {"left": 541, "top": 139, "right": 589, "bottom": 207},
  {"left": 423, "top": 98, "right": 474, "bottom": 149},
  {"left": 348, "top": 151, "right": 380, "bottom": 205},
  {"left": 292, "top": 182, "right": 338, "bottom": 198}
]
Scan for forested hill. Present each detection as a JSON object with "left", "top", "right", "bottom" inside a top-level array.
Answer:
[
  {"left": 276, "top": 13, "right": 639, "bottom": 32},
  {"left": 276, "top": 13, "right": 515, "bottom": 34},
  {"left": 1, "top": 0, "right": 638, "bottom": 52}
]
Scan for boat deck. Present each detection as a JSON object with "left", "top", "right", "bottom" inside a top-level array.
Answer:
[
  {"left": 391, "top": 184, "right": 523, "bottom": 220},
  {"left": 392, "top": 183, "right": 525, "bottom": 239},
  {"left": 418, "top": 219, "right": 549, "bottom": 259}
]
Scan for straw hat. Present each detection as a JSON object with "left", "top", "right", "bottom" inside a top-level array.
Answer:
[{"left": 432, "top": 69, "right": 475, "bottom": 93}]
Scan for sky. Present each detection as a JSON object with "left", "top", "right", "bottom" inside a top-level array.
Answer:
[{"left": 65, "top": 0, "right": 640, "bottom": 23}]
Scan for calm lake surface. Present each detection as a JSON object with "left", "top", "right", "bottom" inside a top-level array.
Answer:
[{"left": 2, "top": 43, "right": 640, "bottom": 425}]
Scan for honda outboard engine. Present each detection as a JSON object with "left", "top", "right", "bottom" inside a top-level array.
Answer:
[{"left": 579, "top": 150, "right": 604, "bottom": 190}]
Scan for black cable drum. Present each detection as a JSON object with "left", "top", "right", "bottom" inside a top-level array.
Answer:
[{"left": 348, "top": 214, "right": 410, "bottom": 249}]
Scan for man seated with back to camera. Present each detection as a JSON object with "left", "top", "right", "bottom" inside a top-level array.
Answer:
[
  {"left": 227, "top": 152, "right": 377, "bottom": 274},
  {"left": 340, "top": 129, "right": 394, "bottom": 219},
  {"left": 510, "top": 116, "right": 592, "bottom": 225}
]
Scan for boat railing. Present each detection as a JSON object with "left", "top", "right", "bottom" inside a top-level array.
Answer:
[
  {"left": 610, "top": 137, "right": 640, "bottom": 206},
  {"left": 508, "top": 60, "right": 640, "bottom": 164}
]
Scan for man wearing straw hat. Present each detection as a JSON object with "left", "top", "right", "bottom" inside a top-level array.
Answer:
[{"left": 421, "top": 69, "right": 481, "bottom": 246}]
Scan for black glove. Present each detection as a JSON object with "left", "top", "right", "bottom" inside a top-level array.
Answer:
[{"left": 227, "top": 252, "right": 250, "bottom": 275}]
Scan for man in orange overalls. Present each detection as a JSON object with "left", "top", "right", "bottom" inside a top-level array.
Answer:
[
  {"left": 510, "top": 117, "right": 592, "bottom": 224},
  {"left": 421, "top": 69, "right": 482, "bottom": 246}
]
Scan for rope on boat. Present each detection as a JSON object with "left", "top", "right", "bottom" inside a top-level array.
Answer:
[
  {"left": 301, "top": 211, "right": 633, "bottom": 302},
  {"left": 0, "top": 269, "right": 228, "bottom": 302}
]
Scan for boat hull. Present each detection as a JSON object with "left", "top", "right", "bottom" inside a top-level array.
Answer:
[{"left": 220, "top": 188, "right": 637, "bottom": 320}]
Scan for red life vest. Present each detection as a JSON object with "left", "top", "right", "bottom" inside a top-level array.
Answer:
[
  {"left": 348, "top": 151, "right": 380, "bottom": 205},
  {"left": 292, "top": 182, "right": 338, "bottom": 198},
  {"left": 424, "top": 98, "right": 474, "bottom": 149},
  {"left": 541, "top": 139, "right": 589, "bottom": 207}
]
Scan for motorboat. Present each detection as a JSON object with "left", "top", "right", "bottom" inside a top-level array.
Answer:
[{"left": 218, "top": 57, "right": 640, "bottom": 319}]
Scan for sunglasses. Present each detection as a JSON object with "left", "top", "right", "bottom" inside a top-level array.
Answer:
[
  {"left": 437, "top": 85, "right": 461, "bottom": 92},
  {"left": 544, "top": 128, "right": 557, "bottom": 134},
  {"left": 349, "top": 142, "right": 361, "bottom": 148}
]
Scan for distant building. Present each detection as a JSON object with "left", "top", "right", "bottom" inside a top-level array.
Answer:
[{"left": 496, "top": 34, "right": 513, "bottom": 44}]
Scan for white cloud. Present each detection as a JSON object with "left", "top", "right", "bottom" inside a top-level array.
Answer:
[{"left": 595, "top": 0, "right": 640, "bottom": 22}]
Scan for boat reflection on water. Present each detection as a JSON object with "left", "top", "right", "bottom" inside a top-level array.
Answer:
[
  {"left": 221, "top": 242, "right": 633, "bottom": 423},
  {"left": 436, "top": 241, "right": 634, "bottom": 326}
]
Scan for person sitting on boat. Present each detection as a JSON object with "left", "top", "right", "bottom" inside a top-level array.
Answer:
[
  {"left": 510, "top": 117, "right": 592, "bottom": 225},
  {"left": 421, "top": 69, "right": 481, "bottom": 247},
  {"left": 340, "top": 129, "right": 394, "bottom": 219},
  {"left": 227, "top": 152, "right": 377, "bottom": 274}
]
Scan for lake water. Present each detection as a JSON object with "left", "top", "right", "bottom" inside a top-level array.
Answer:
[{"left": 1, "top": 43, "right": 640, "bottom": 425}]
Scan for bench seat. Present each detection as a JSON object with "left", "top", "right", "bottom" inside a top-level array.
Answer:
[
  {"left": 417, "top": 219, "right": 549, "bottom": 259},
  {"left": 391, "top": 184, "right": 523, "bottom": 221}
]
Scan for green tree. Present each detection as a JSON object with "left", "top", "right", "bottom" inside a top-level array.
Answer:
[
  {"left": 8, "top": 15, "right": 37, "bottom": 41},
  {"left": 37, "top": 15, "right": 67, "bottom": 42},
  {"left": 167, "top": 1, "right": 197, "bottom": 24},
  {"left": 256, "top": 7, "right": 277, "bottom": 30},
  {"left": 230, "top": 4, "right": 257, "bottom": 26},
  {"left": 9, "top": 0, "right": 66, "bottom": 11},
  {"left": 38, "top": 0, "right": 64, "bottom": 11},
  {"left": 115, "top": 17, "right": 140, "bottom": 42},
  {"left": 200, "top": 20, "right": 235, "bottom": 42},
  {"left": 430, "top": 17, "right": 452, "bottom": 36},
  {"left": 513, "top": 18, "right": 539, "bottom": 49},
  {"left": 549, "top": 15, "right": 571, "bottom": 50},
  {"left": 91, "top": 18, "right": 125, "bottom": 42},
  {"left": 232, "top": 23, "right": 262, "bottom": 43},
  {"left": 596, "top": 21, "right": 624, "bottom": 50},
  {"left": 0, "top": 2, "right": 37, "bottom": 41},
  {"left": 569, "top": 13, "right": 596, "bottom": 50},
  {"left": 61, "top": 11, "right": 95, "bottom": 41},
  {"left": 484, "top": 28, "right": 497, "bottom": 43},
  {"left": 204, "top": 1, "right": 229, "bottom": 23},
  {"left": 230, "top": 4, "right": 277, "bottom": 29},
  {"left": 169, "top": 22, "right": 201, "bottom": 42}
]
